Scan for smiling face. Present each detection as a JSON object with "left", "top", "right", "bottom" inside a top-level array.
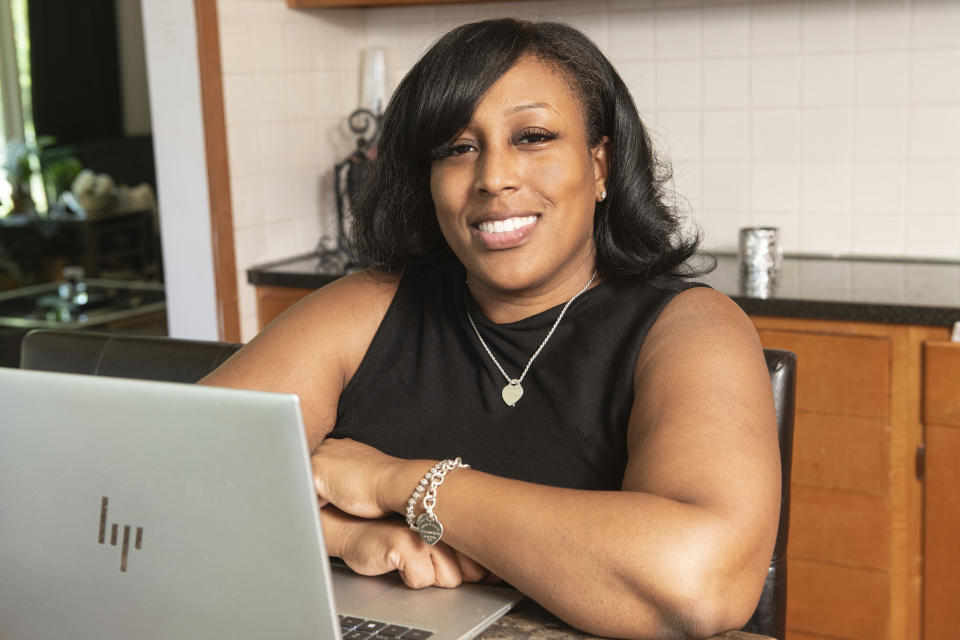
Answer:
[{"left": 429, "top": 56, "right": 608, "bottom": 305}]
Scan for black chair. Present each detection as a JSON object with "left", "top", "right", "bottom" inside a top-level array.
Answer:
[
  {"left": 19, "top": 330, "right": 796, "bottom": 639},
  {"left": 19, "top": 329, "right": 241, "bottom": 383},
  {"left": 742, "top": 349, "right": 796, "bottom": 640}
]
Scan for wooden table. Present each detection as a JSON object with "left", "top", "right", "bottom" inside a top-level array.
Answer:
[{"left": 480, "top": 599, "right": 774, "bottom": 639}]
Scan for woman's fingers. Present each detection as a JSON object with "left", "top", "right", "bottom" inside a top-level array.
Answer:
[
  {"left": 335, "top": 517, "right": 489, "bottom": 590},
  {"left": 453, "top": 549, "right": 489, "bottom": 583},
  {"left": 429, "top": 543, "right": 464, "bottom": 588}
]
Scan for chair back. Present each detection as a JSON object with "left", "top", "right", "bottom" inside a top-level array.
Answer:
[
  {"left": 19, "top": 330, "right": 241, "bottom": 383},
  {"left": 740, "top": 348, "right": 796, "bottom": 640},
  {"left": 19, "top": 330, "right": 796, "bottom": 639}
]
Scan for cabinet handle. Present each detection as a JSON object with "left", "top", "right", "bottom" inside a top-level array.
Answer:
[{"left": 916, "top": 443, "right": 926, "bottom": 482}]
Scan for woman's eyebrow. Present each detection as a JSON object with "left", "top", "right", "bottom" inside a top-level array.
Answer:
[{"left": 505, "top": 102, "right": 555, "bottom": 115}]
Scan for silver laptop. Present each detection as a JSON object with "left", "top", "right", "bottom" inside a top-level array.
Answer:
[{"left": 0, "top": 367, "right": 523, "bottom": 640}]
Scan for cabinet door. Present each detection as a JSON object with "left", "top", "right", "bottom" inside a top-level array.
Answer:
[
  {"left": 757, "top": 328, "right": 894, "bottom": 640},
  {"left": 922, "top": 342, "right": 960, "bottom": 640},
  {"left": 256, "top": 285, "right": 314, "bottom": 330}
]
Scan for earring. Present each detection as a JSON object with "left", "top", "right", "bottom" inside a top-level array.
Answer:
[{"left": 599, "top": 191, "right": 607, "bottom": 202}]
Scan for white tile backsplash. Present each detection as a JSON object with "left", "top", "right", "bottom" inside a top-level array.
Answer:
[
  {"left": 855, "top": 0, "right": 910, "bottom": 51},
  {"left": 216, "top": 0, "right": 960, "bottom": 340},
  {"left": 853, "top": 161, "right": 906, "bottom": 214},
  {"left": 907, "top": 161, "right": 960, "bottom": 215},
  {"left": 702, "top": 4, "right": 750, "bottom": 57},
  {"left": 654, "top": 111, "right": 702, "bottom": 160},
  {"left": 751, "top": 161, "right": 800, "bottom": 212},
  {"left": 802, "top": 54, "right": 855, "bottom": 107},
  {"left": 905, "top": 215, "right": 960, "bottom": 257},
  {"left": 855, "top": 51, "right": 909, "bottom": 106},
  {"left": 751, "top": 56, "right": 802, "bottom": 107},
  {"left": 751, "top": 109, "right": 801, "bottom": 160},
  {"left": 751, "top": 2, "right": 802, "bottom": 55},
  {"left": 909, "top": 106, "right": 960, "bottom": 159},
  {"left": 618, "top": 61, "right": 656, "bottom": 111},
  {"left": 703, "top": 58, "right": 750, "bottom": 108},
  {"left": 702, "top": 161, "right": 750, "bottom": 212},
  {"left": 801, "top": 108, "right": 854, "bottom": 160},
  {"left": 609, "top": 10, "right": 654, "bottom": 61},
  {"left": 911, "top": 50, "right": 960, "bottom": 104},
  {"left": 655, "top": 60, "right": 702, "bottom": 109},
  {"left": 851, "top": 214, "right": 906, "bottom": 255},
  {"left": 853, "top": 107, "right": 908, "bottom": 161},
  {"left": 912, "top": 0, "right": 960, "bottom": 48},
  {"left": 801, "top": 0, "right": 855, "bottom": 53},
  {"left": 800, "top": 161, "right": 852, "bottom": 213},
  {"left": 702, "top": 110, "right": 750, "bottom": 159},
  {"left": 654, "top": 7, "right": 702, "bottom": 59},
  {"left": 799, "top": 212, "right": 852, "bottom": 254}
]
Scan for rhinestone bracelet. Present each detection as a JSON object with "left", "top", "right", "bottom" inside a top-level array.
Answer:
[{"left": 405, "top": 457, "right": 469, "bottom": 546}]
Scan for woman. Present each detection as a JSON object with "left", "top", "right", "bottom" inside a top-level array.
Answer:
[{"left": 202, "top": 19, "right": 779, "bottom": 640}]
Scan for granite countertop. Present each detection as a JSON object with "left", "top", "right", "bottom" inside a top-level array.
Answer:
[
  {"left": 481, "top": 599, "right": 773, "bottom": 639},
  {"left": 248, "top": 251, "right": 960, "bottom": 327}
]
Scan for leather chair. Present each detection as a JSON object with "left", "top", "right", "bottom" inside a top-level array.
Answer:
[
  {"left": 19, "top": 329, "right": 241, "bottom": 383},
  {"left": 742, "top": 348, "right": 796, "bottom": 640},
  {"left": 19, "top": 329, "right": 796, "bottom": 640}
]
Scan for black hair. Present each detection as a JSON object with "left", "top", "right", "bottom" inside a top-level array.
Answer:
[{"left": 351, "top": 18, "right": 706, "bottom": 282}]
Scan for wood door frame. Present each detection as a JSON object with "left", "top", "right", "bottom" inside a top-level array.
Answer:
[{"left": 193, "top": 0, "right": 240, "bottom": 342}]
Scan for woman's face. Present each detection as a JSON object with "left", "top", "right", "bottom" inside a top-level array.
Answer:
[{"left": 429, "top": 56, "right": 608, "bottom": 299}]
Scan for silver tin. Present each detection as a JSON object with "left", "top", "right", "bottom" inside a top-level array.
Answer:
[{"left": 738, "top": 227, "right": 782, "bottom": 298}]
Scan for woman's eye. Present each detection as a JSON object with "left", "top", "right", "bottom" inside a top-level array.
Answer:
[
  {"left": 450, "top": 142, "right": 476, "bottom": 155},
  {"left": 516, "top": 128, "right": 558, "bottom": 145},
  {"left": 431, "top": 141, "right": 476, "bottom": 161}
]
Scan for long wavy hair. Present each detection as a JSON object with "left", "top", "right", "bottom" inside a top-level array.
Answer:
[{"left": 351, "top": 18, "right": 705, "bottom": 283}]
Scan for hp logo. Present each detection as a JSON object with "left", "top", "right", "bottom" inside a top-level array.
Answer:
[{"left": 98, "top": 497, "right": 143, "bottom": 572}]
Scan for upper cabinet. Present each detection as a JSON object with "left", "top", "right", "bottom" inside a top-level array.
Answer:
[{"left": 287, "top": 0, "right": 503, "bottom": 7}]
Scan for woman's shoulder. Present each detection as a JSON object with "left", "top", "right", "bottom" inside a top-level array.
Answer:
[
  {"left": 298, "top": 268, "right": 402, "bottom": 318},
  {"left": 200, "top": 268, "right": 404, "bottom": 446}
]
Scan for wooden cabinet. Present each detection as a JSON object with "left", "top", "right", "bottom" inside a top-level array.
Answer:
[
  {"left": 256, "top": 285, "right": 314, "bottom": 330},
  {"left": 753, "top": 317, "right": 951, "bottom": 640},
  {"left": 922, "top": 342, "right": 960, "bottom": 640}
]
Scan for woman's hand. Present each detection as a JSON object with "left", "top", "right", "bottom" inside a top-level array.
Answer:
[
  {"left": 335, "top": 513, "right": 492, "bottom": 589},
  {"left": 312, "top": 437, "right": 429, "bottom": 518}
]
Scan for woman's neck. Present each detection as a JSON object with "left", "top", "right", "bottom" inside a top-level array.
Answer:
[{"left": 466, "top": 263, "right": 601, "bottom": 324}]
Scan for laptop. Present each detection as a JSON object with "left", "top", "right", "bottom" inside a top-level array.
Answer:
[{"left": 0, "top": 367, "right": 523, "bottom": 640}]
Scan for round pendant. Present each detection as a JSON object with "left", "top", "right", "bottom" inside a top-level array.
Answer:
[
  {"left": 501, "top": 380, "right": 523, "bottom": 406},
  {"left": 416, "top": 512, "right": 443, "bottom": 546}
]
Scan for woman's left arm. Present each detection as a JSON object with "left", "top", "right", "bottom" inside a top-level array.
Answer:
[{"left": 313, "top": 288, "right": 780, "bottom": 639}]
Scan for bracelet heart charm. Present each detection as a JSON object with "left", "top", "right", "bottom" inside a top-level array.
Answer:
[{"left": 416, "top": 512, "right": 443, "bottom": 546}]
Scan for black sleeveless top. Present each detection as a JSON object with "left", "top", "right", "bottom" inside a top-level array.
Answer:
[{"left": 332, "top": 260, "right": 704, "bottom": 490}]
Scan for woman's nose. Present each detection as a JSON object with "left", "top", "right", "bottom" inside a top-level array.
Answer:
[{"left": 473, "top": 146, "right": 519, "bottom": 196}]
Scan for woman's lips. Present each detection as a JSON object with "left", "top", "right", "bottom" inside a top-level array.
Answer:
[{"left": 470, "top": 214, "right": 540, "bottom": 250}]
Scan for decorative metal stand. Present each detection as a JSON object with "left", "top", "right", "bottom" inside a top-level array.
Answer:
[{"left": 315, "top": 108, "right": 381, "bottom": 274}]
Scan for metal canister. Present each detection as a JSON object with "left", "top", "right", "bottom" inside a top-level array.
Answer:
[{"left": 738, "top": 227, "right": 782, "bottom": 298}]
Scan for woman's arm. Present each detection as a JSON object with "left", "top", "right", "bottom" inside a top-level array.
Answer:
[
  {"left": 198, "top": 270, "right": 398, "bottom": 450},
  {"left": 313, "top": 287, "right": 781, "bottom": 639},
  {"left": 200, "top": 271, "right": 494, "bottom": 586}
]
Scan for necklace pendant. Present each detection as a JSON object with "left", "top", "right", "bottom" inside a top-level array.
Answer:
[{"left": 501, "top": 380, "right": 524, "bottom": 406}]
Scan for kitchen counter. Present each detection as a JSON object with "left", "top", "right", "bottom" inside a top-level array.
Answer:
[{"left": 247, "top": 252, "right": 960, "bottom": 327}]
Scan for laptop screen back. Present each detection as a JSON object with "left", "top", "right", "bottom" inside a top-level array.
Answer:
[{"left": 0, "top": 367, "right": 339, "bottom": 639}]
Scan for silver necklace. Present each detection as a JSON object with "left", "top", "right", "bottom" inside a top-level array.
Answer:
[{"left": 466, "top": 271, "right": 598, "bottom": 407}]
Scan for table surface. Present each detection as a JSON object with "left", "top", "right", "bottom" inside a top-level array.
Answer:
[{"left": 481, "top": 599, "right": 773, "bottom": 639}]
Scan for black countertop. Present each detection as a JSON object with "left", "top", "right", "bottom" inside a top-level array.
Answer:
[{"left": 248, "top": 252, "right": 960, "bottom": 328}]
